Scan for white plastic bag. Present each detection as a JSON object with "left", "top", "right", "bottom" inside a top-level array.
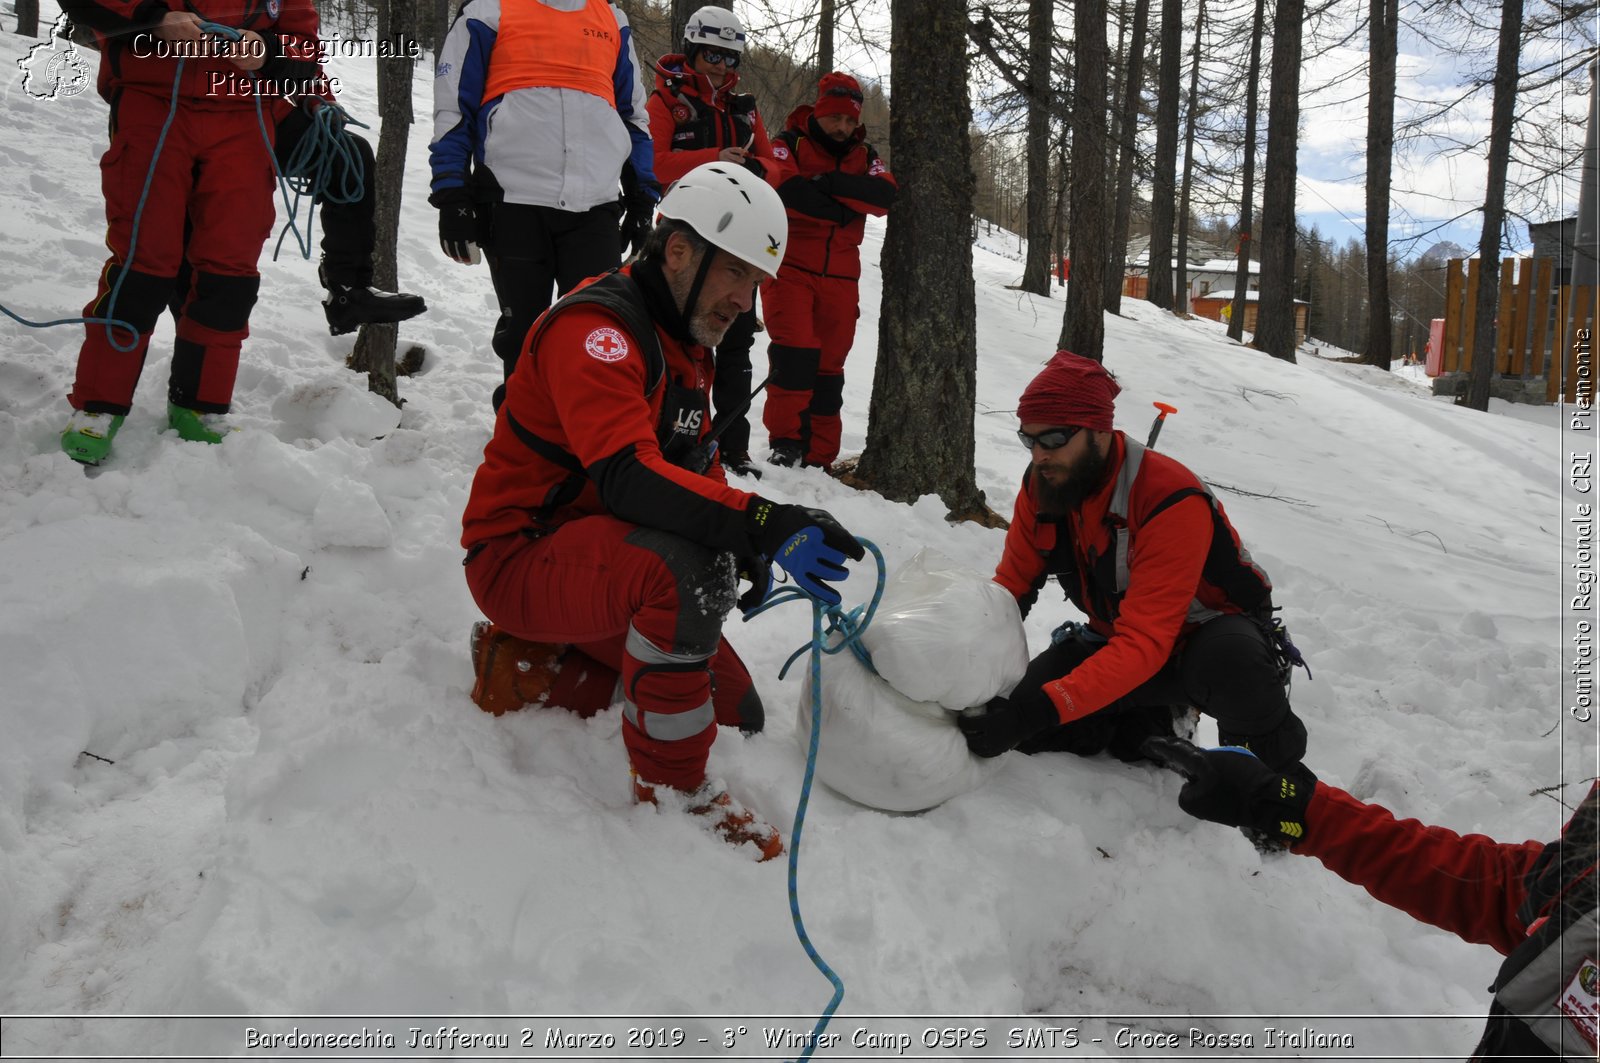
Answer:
[
  {"left": 860, "top": 548, "right": 1030, "bottom": 710},
  {"left": 795, "top": 651, "right": 1001, "bottom": 812}
]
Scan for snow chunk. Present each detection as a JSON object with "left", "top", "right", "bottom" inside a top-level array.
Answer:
[{"left": 312, "top": 480, "right": 393, "bottom": 548}]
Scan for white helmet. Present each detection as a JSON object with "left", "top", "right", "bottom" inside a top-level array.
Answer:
[
  {"left": 655, "top": 162, "right": 787, "bottom": 279},
  {"left": 683, "top": 5, "right": 746, "bottom": 53}
]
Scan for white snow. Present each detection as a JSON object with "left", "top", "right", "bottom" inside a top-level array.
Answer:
[{"left": 0, "top": 41, "right": 1593, "bottom": 1062}]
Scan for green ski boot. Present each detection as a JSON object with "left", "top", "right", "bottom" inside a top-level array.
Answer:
[
  {"left": 61, "top": 410, "right": 125, "bottom": 465},
  {"left": 166, "top": 402, "right": 233, "bottom": 444}
]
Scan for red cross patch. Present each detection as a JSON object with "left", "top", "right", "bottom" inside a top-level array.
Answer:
[
  {"left": 772, "top": 144, "right": 790, "bottom": 161},
  {"left": 672, "top": 104, "right": 691, "bottom": 123},
  {"left": 585, "top": 327, "right": 630, "bottom": 363}
]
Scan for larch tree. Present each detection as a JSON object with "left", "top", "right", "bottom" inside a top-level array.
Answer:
[
  {"left": 1146, "top": 0, "right": 1181, "bottom": 309},
  {"left": 854, "top": 0, "right": 987, "bottom": 518},
  {"left": 1227, "top": 0, "right": 1265, "bottom": 342},
  {"left": 1019, "top": 0, "right": 1054, "bottom": 295},
  {"left": 1105, "top": 0, "right": 1150, "bottom": 315},
  {"left": 347, "top": 0, "right": 419, "bottom": 406},
  {"left": 1173, "top": 0, "right": 1205, "bottom": 315},
  {"left": 1254, "top": 0, "right": 1303, "bottom": 363},
  {"left": 1364, "top": 0, "right": 1398, "bottom": 369},
  {"left": 1061, "top": 0, "right": 1109, "bottom": 358}
]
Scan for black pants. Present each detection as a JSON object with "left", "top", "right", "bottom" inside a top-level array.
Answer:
[
  {"left": 711, "top": 306, "right": 758, "bottom": 458},
  {"left": 1018, "top": 614, "right": 1304, "bottom": 768},
  {"left": 485, "top": 200, "right": 622, "bottom": 410}
]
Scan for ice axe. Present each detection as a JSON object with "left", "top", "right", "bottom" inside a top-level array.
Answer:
[{"left": 1146, "top": 402, "right": 1178, "bottom": 449}]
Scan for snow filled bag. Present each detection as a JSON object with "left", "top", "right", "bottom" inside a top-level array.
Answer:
[
  {"left": 796, "top": 651, "right": 1002, "bottom": 812},
  {"left": 860, "top": 548, "right": 1030, "bottom": 711}
]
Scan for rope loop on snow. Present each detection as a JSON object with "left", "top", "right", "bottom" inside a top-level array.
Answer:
[{"left": 743, "top": 538, "right": 886, "bottom": 1063}]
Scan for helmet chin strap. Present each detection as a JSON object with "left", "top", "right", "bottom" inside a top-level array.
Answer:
[{"left": 680, "top": 246, "right": 718, "bottom": 336}]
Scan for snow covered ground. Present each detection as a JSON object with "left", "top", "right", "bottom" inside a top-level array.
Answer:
[{"left": 0, "top": 41, "right": 1594, "bottom": 1062}]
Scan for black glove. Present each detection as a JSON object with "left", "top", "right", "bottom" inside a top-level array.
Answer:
[
  {"left": 1141, "top": 736, "right": 1317, "bottom": 845},
  {"left": 745, "top": 498, "right": 864, "bottom": 605},
  {"left": 741, "top": 156, "right": 768, "bottom": 179},
  {"left": 432, "top": 188, "right": 480, "bottom": 265},
  {"left": 957, "top": 688, "right": 1060, "bottom": 758},
  {"left": 619, "top": 163, "right": 660, "bottom": 258}
]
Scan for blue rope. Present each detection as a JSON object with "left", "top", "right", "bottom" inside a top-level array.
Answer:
[
  {"left": 744, "top": 539, "right": 887, "bottom": 1063},
  {"left": 266, "top": 101, "right": 369, "bottom": 261}
]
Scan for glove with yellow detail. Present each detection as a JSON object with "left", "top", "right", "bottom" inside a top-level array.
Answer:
[
  {"left": 745, "top": 498, "right": 864, "bottom": 605},
  {"left": 1141, "top": 736, "right": 1317, "bottom": 847}
]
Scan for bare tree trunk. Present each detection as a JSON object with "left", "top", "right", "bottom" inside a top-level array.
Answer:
[
  {"left": 819, "top": 0, "right": 834, "bottom": 72},
  {"left": 1174, "top": 0, "right": 1204, "bottom": 314},
  {"left": 432, "top": 0, "right": 449, "bottom": 55},
  {"left": 348, "top": 0, "right": 417, "bottom": 406},
  {"left": 1146, "top": 0, "right": 1181, "bottom": 309},
  {"left": 856, "top": 0, "right": 984, "bottom": 517},
  {"left": 1105, "top": 0, "right": 1150, "bottom": 315},
  {"left": 1363, "top": 0, "right": 1396, "bottom": 369},
  {"left": 1464, "top": 0, "right": 1522, "bottom": 410},
  {"left": 1060, "top": 0, "right": 1108, "bottom": 358},
  {"left": 1054, "top": 128, "right": 1070, "bottom": 288},
  {"left": 1227, "top": 0, "right": 1265, "bottom": 342},
  {"left": 1020, "top": 0, "right": 1053, "bottom": 294},
  {"left": 15, "top": 0, "right": 39, "bottom": 37},
  {"left": 1254, "top": 0, "right": 1302, "bottom": 363}
]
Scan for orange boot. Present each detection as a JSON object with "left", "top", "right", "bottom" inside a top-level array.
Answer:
[{"left": 632, "top": 772, "right": 785, "bottom": 862}]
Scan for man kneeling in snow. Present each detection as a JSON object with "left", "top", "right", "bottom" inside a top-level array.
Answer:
[
  {"left": 460, "top": 163, "right": 862, "bottom": 860},
  {"left": 960, "top": 351, "right": 1309, "bottom": 770}
]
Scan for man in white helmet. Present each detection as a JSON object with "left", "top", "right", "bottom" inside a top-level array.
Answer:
[{"left": 461, "top": 163, "right": 863, "bottom": 860}]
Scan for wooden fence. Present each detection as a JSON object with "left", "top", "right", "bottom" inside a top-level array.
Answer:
[{"left": 1439, "top": 257, "right": 1595, "bottom": 402}]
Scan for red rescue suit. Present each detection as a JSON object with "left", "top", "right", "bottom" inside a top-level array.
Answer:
[
  {"left": 462, "top": 265, "right": 765, "bottom": 790},
  {"left": 994, "top": 433, "right": 1273, "bottom": 723},
  {"left": 761, "top": 104, "right": 895, "bottom": 466},
  {"left": 1294, "top": 783, "right": 1598, "bottom": 1059},
  {"left": 61, "top": 0, "right": 321, "bottom": 415},
  {"left": 646, "top": 54, "right": 773, "bottom": 189}
]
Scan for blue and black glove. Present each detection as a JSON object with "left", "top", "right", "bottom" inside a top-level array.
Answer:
[
  {"left": 746, "top": 498, "right": 863, "bottom": 605},
  {"left": 1141, "top": 736, "right": 1317, "bottom": 846}
]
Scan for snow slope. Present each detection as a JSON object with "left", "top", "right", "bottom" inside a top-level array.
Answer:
[{"left": 0, "top": 42, "right": 1592, "bottom": 1061}]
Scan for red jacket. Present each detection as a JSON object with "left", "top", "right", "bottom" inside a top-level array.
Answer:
[
  {"left": 767, "top": 104, "right": 896, "bottom": 280},
  {"left": 462, "top": 266, "right": 758, "bottom": 556},
  {"left": 646, "top": 55, "right": 773, "bottom": 189},
  {"left": 994, "top": 433, "right": 1272, "bottom": 722},
  {"left": 60, "top": 0, "right": 321, "bottom": 104}
]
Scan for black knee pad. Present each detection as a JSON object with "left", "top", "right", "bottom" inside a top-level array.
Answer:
[
  {"left": 97, "top": 265, "right": 175, "bottom": 335},
  {"left": 811, "top": 373, "right": 844, "bottom": 415},
  {"left": 186, "top": 272, "right": 260, "bottom": 333},
  {"left": 624, "top": 527, "right": 737, "bottom": 656},
  {"left": 770, "top": 344, "right": 821, "bottom": 390}
]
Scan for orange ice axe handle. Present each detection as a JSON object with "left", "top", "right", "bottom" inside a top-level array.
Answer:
[{"left": 1146, "top": 402, "right": 1178, "bottom": 449}]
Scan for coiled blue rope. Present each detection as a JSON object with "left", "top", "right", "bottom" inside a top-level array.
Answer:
[
  {"left": 265, "top": 100, "right": 368, "bottom": 261},
  {"left": 741, "top": 538, "right": 887, "bottom": 1063}
]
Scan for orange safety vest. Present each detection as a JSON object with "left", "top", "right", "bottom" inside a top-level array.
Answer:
[{"left": 482, "top": 0, "right": 620, "bottom": 107}]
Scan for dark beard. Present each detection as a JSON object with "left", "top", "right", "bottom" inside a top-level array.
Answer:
[{"left": 1035, "top": 443, "right": 1111, "bottom": 518}]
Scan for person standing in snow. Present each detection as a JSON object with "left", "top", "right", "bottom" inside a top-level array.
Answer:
[
  {"left": 961, "top": 351, "right": 1309, "bottom": 768},
  {"left": 57, "top": 0, "right": 321, "bottom": 465},
  {"left": 460, "top": 163, "right": 863, "bottom": 861},
  {"left": 761, "top": 71, "right": 896, "bottom": 470},
  {"left": 428, "top": 0, "right": 658, "bottom": 413},
  {"left": 1144, "top": 737, "right": 1598, "bottom": 1060},
  {"left": 646, "top": 4, "right": 772, "bottom": 479}
]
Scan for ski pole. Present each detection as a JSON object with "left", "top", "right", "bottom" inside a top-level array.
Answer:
[{"left": 1146, "top": 402, "right": 1178, "bottom": 449}]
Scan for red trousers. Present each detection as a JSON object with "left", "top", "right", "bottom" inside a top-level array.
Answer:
[
  {"left": 464, "top": 517, "right": 761, "bottom": 790},
  {"left": 761, "top": 270, "right": 860, "bottom": 466},
  {"left": 70, "top": 90, "right": 276, "bottom": 415}
]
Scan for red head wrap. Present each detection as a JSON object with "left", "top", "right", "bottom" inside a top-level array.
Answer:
[
  {"left": 814, "top": 72, "right": 863, "bottom": 120},
  {"left": 1016, "top": 350, "right": 1120, "bottom": 431}
]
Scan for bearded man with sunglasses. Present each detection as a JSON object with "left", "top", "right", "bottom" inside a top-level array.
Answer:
[{"left": 960, "top": 351, "right": 1310, "bottom": 770}]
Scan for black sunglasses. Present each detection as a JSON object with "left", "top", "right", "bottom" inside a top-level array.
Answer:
[
  {"left": 1016, "top": 426, "right": 1081, "bottom": 451},
  {"left": 824, "top": 86, "right": 864, "bottom": 103},
  {"left": 700, "top": 48, "right": 741, "bottom": 68}
]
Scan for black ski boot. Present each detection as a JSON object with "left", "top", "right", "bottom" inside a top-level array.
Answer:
[{"left": 320, "top": 264, "right": 427, "bottom": 336}]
